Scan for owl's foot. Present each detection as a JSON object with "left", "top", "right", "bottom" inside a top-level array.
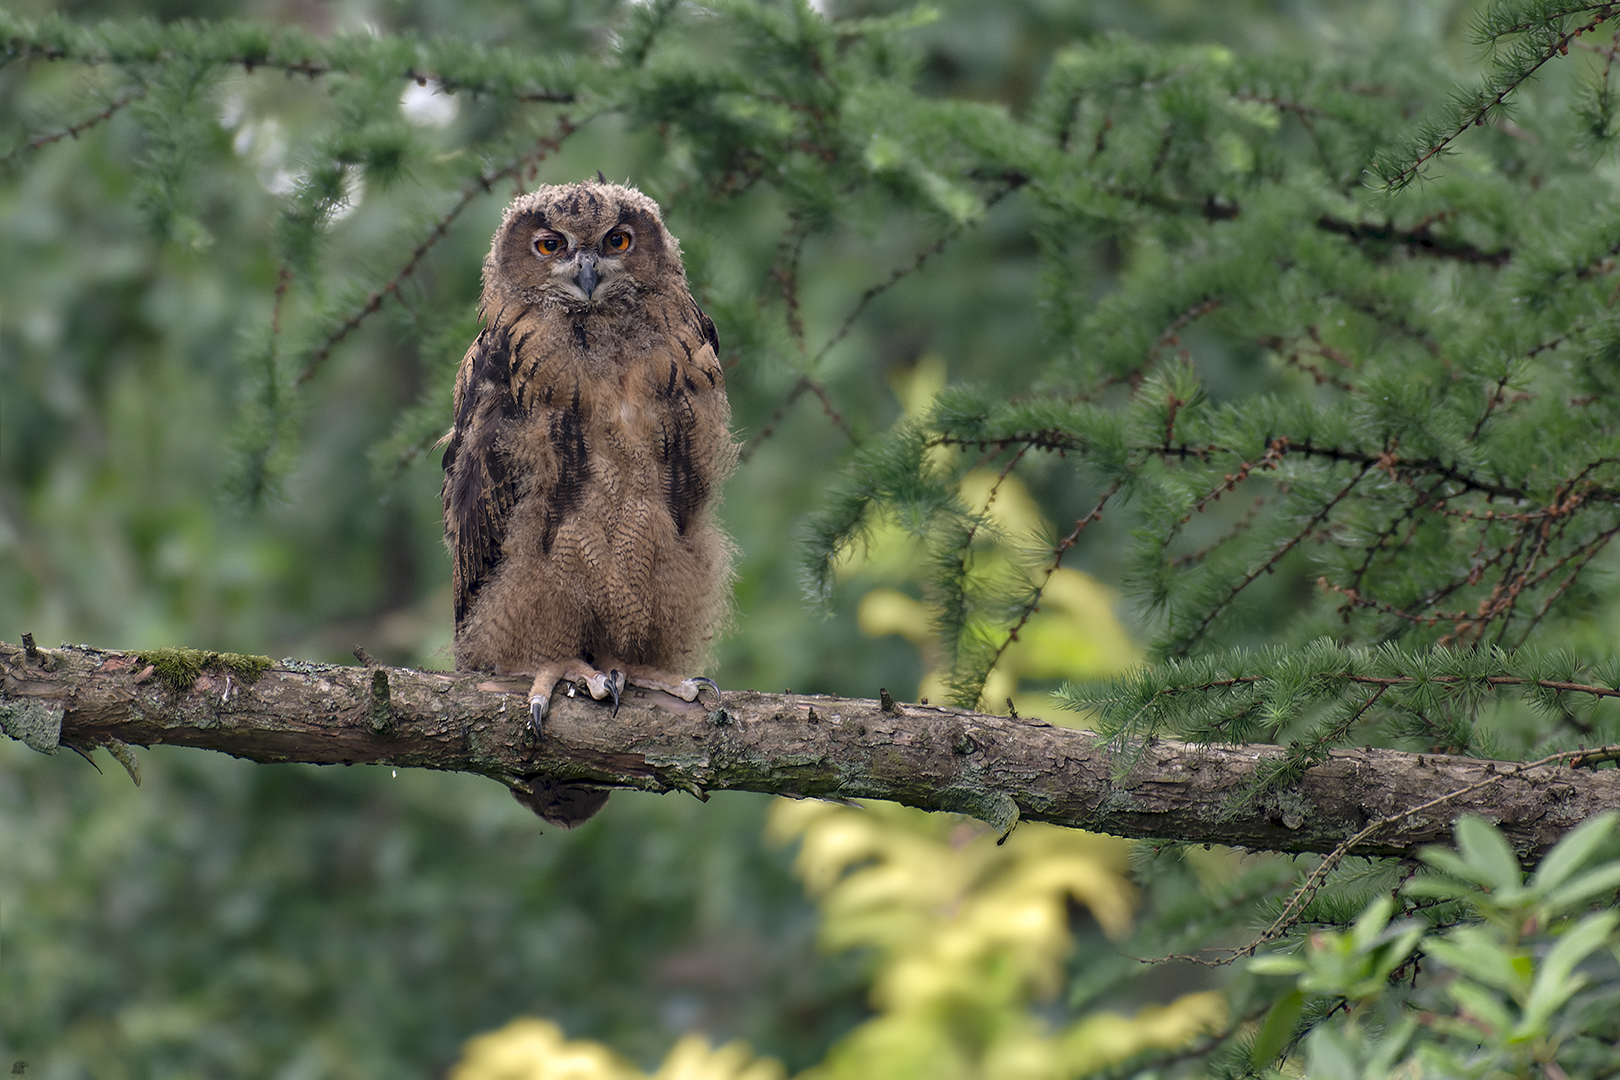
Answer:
[
  {"left": 581, "top": 667, "right": 627, "bottom": 717},
  {"left": 526, "top": 665, "right": 718, "bottom": 734},
  {"left": 525, "top": 661, "right": 626, "bottom": 736},
  {"left": 605, "top": 664, "right": 721, "bottom": 704},
  {"left": 682, "top": 676, "right": 722, "bottom": 702}
]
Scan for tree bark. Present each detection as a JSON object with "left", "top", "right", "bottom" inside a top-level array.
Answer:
[{"left": 3, "top": 641, "right": 1614, "bottom": 858}]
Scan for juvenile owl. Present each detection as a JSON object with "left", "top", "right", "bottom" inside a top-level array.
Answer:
[{"left": 441, "top": 180, "right": 736, "bottom": 744}]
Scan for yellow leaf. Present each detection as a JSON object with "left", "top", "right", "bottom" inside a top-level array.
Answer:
[
  {"left": 857, "top": 588, "right": 935, "bottom": 645},
  {"left": 888, "top": 354, "right": 948, "bottom": 418},
  {"left": 1059, "top": 992, "right": 1228, "bottom": 1072},
  {"left": 654, "top": 1035, "right": 784, "bottom": 1080},
  {"left": 958, "top": 469, "right": 1047, "bottom": 539},
  {"left": 449, "top": 1018, "right": 637, "bottom": 1080}
]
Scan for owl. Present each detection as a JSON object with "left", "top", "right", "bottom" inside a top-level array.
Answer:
[{"left": 441, "top": 180, "right": 736, "bottom": 748}]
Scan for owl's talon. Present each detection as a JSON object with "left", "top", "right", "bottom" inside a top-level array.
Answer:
[
  {"left": 690, "top": 676, "right": 721, "bottom": 703},
  {"left": 529, "top": 695, "right": 548, "bottom": 737},
  {"left": 608, "top": 669, "right": 626, "bottom": 717}
]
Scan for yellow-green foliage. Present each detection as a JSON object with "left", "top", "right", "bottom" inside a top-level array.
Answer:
[
  {"left": 841, "top": 357, "right": 1142, "bottom": 720},
  {"left": 770, "top": 800, "right": 1223, "bottom": 1080},
  {"left": 449, "top": 1019, "right": 783, "bottom": 1080},
  {"left": 134, "top": 647, "right": 273, "bottom": 696},
  {"left": 450, "top": 805, "right": 1224, "bottom": 1080}
]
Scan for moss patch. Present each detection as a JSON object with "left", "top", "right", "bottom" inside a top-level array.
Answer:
[
  {"left": 0, "top": 699, "right": 63, "bottom": 754},
  {"left": 135, "top": 648, "right": 274, "bottom": 696}
]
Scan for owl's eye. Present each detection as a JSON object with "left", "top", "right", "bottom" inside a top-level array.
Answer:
[
  {"left": 604, "top": 229, "right": 633, "bottom": 253},
  {"left": 532, "top": 231, "right": 563, "bottom": 256}
]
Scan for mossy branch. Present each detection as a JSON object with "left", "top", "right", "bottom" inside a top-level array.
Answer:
[{"left": 5, "top": 641, "right": 1619, "bottom": 859}]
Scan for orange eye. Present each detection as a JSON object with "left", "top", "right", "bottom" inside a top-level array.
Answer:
[
  {"left": 605, "top": 229, "right": 632, "bottom": 253},
  {"left": 533, "top": 232, "right": 563, "bottom": 256}
]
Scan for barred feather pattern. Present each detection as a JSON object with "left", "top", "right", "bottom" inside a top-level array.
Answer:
[{"left": 440, "top": 182, "right": 736, "bottom": 692}]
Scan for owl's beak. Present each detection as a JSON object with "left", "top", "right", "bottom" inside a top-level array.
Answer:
[{"left": 573, "top": 251, "right": 600, "bottom": 299}]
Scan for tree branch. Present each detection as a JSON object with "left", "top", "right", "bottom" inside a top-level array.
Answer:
[{"left": 4, "top": 642, "right": 1616, "bottom": 857}]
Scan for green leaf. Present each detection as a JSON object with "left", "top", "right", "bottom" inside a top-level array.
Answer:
[
  {"left": 1302, "top": 1021, "right": 1362, "bottom": 1080},
  {"left": 1250, "top": 989, "right": 1305, "bottom": 1069},
  {"left": 1518, "top": 910, "right": 1620, "bottom": 1037},
  {"left": 1424, "top": 928, "right": 1528, "bottom": 996},
  {"left": 1445, "top": 979, "right": 1514, "bottom": 1037},
  {"left": 1414, "top": 847, "right": 1496, "bottom": 890},
  {"left": 1350, "top": 895, "right": 1394, "bottom": 951},
  {"left": 1541, "top": 861, "right": 1620, "bottom": 919},
  {"left": 1529, "top": 812, "right": 1617, "bottom": 894},
  {"left": 1248, "top": 953, "right": 1310, "bottom": 977},
  {"left": 1454, "top": 816, "right": 1524, "bottom": 893}
]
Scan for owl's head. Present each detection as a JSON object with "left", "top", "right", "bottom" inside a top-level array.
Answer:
[{"left": 483, "top": 180, "right": 684, "bottom": 313}]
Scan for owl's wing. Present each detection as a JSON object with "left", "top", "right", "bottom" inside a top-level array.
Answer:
[
  {"left": 440, "top": 322, "right": 521, "bottom": 631},
  {"left": 654, "top": 299, "right": 732, "bottom": 536}
]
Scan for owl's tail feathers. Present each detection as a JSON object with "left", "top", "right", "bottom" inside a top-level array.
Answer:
[{"left": 511, "top": 780, "right": 611, "bottom": 829}]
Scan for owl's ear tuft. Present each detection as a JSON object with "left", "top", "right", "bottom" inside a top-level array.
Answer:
[{"left": 595, "top": 170, "right": 607, "bottom": 184}]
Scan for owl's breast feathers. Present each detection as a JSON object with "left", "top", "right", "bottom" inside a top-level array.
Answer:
[{"left": 440, "top": 294, "right": 732, "bottom": 635}]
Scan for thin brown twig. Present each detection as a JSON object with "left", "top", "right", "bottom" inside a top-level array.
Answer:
[
  {"left": 1088, "top": 298, "right": 1223, "bottom": 398},
  {"left": 738, "top": 375, "right": 846, "bottom": 463},
  {"left": 1181, "top": 462, "right": 1372, "bottom": 650},
  {"left": 774, "top": 221, "right": 810, "bottom": 352},
  {"left": 1383, "top": 5, "right": 1619, "bottom": 190},
  {"left": 956, "top": 445, "right": 1034, "bottom": 556},
  {"left": 1158, "top": 670, "right": 1620, "bottom": 702},
  {"left": 297, "top": 116, "right": 579, "bottom": 384},
  {"left": 742, "top": 177, "right": 1029, "bottom": 460},
  {"left": 0, "top": 86, "right": 147, "bottom": 169},
  {"left": 970, "top": 478, "right": 1126, "bottom": 700},
  {"left": 1170, "top": 496, "right": 1269, "bottom": 569},
  {"left": 1257, "top": 741, "right": 1620, "bottom": 947},
  {"left": 812, "top": 233, "right": 953, "bottom": 368},
  {"left": 1506, "top": 515, "right": 1620, "bottom": 647},
  {"left": 1263, "top": 330, "right": 1358, "bottom": 393},
  {"left": 802, "top": 378, "right": 854, "bottom": 443},
  {"left": 1150, "top": 740, "right": 1620, "bottom": 966}
]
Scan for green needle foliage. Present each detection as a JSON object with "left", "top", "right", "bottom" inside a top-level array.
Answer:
[
  {"left": 1062, "top": 641, "right": 1620, "bottom": 791},
  {"left": 799, "top": 0, "right": 1620, "bottom": 718}
]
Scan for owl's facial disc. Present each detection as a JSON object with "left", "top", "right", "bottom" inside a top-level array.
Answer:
[
  {"left": 523, "top": 214, "right": 642, "bottom": 306},
  {"left": 571, "top": 226, "right": 633, "bottom": 300},
  {"left": 536, "top": 226, "right": 634, "bottom": 304}
]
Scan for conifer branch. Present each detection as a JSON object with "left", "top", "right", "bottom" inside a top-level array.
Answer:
[
  {"left": 953, "top": 477, "right": 1124, "bottom": 709},
  {"left": 296, "top": 116, "right": 582, "bottom": 384},
  {"left": 1378, "top": 1, "right": 1620, "bottom": 190},
  {"left": 0, "top": 86, "right": 147, "bottom": 169},
  {"left": 7, "top": 641, "right": 1620, "bottom": 860},
  {"left": 0, "top": 15, "right": 578, "bottom": 103},
  {"left": 1063, "top": 641, "right": 1620, "bottom": 756},
  {"left": 1315, "top": 214, "right": 1513, "bottom": 266},
  {"left": 1089, "top": 298, "right": 1224, "bottom": 397},
  {"left": 1103, "top": 669, "right": 1620, "bottom": 703},
  {"left": 1177, "top": 463, "right": 1372, "bottom": 652},
  {"left": 742, "top": 177, "right": 1025, "bottom": 460}
]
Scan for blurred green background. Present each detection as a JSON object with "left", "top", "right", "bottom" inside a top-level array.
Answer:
[{"left": 0, "top": 0, "right": 1510, "bottom": 1076}]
